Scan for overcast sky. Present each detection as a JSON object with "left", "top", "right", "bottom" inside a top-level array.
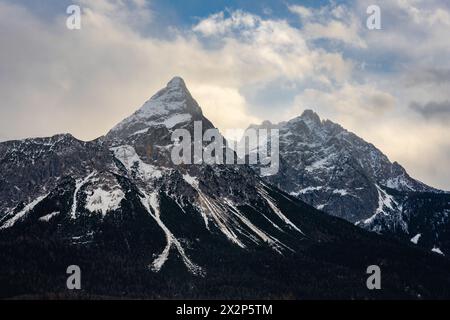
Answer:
[{"left": 0, "top": 0, "right": 449, "bottom": 190}]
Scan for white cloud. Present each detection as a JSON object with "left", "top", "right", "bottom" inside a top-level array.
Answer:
[
  {"left": 190, "top": 85, "right": 261, "bottom": 134},
  {"left": 287, "top": 83, "right": 397, "bottom": 126},
  {"left": 288, "top": 5, "right": 312, "bottom": 19},
  {"left": 192, "top": 10, "right": 353, "bottom": 83},
  {"left": 193, "top": 10, "right": 257, "bottom": 36},
  {"left": 303, "top": 20, "right": 367, "bottom": 48},
  {"left": 289, "top": 2, "right": 367, "bottom": 48}
]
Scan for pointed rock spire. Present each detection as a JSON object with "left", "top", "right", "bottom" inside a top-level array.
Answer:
[
  {"left": 300, "top": 109, "right": 321, "bottom": 126},
  {"left": 107, "top": 77, "right": 204, "bottom": 140},
  {"left": 166, "top": 76, "right": 186, "bottom": 89}
]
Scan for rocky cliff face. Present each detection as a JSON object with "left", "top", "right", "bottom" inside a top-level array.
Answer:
[
  {"left": 249, "top": 111, "right": 449, "bottom": 255},
  {"left": 0, "top": 134, "right": 112, "bottom": 218}
]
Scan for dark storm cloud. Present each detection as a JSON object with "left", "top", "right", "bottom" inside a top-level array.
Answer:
[{"left": 410, "top": 100, "right": 450, "bottom": 120}]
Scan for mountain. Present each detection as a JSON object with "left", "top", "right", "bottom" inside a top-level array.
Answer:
[
  {"left": 248, "top": 110, "right": 450, "bottom": 255},
  {"left": 1, "top": 78, "right": 450, "bottom": 299}
]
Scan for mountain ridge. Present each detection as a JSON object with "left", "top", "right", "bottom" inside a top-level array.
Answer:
[
  {"left": 1, "top": 77, "right": 450, "bottom": 299},
  {"left": 248, "top": 109, "right": 450, "bottom": 255}
]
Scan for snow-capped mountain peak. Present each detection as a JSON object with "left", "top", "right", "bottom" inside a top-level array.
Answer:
[
  {"left": 166, "top": 76, "right": 187, "bottom": 89},
  {"left": 146, "top": 76, "right": 197, "bottom": 114},
  {"left": 247, "top": 109, "right": 450, "bottom": 255},
  {"left": 107, "top": 77, "right": 203, "bottom": 140}
]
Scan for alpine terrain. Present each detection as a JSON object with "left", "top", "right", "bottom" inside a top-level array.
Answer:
[
  {"left": 248, "top": 111, "right": 450, "bottom": 256},
  {"left": 1, "top": 77, "right": 449, "bottom": 299}
]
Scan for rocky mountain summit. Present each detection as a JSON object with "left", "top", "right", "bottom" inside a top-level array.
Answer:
[{"left": 249, "top": 110, "right": 450, "bottom": 255}]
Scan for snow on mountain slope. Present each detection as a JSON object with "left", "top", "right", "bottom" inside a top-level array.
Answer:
[
  {"left": 107, "top": 77, "right": 203, "bottom": 141},
  {"left": 0, "top": 193, "right": 49, "bottom": 230},
  {"left": 85, "top": 186, "right": 125, "bottom": 216},
  {"left": 2, "top": 77, "right": 450, "bottom": 299},
  {"left": 359, "top": 189, "right": 450, "bottom": 255},
  {"left": 0, "top": 134, "right": 113, "bottom": 219},
  {"left": 0, "top": 77, "right": 310, "bottom": 276},
  {"left": 249, "top": 110, "right": 450, "bottom": 254}
]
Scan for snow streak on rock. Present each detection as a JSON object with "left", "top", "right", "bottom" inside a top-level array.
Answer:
[
  {"left": 224, "top": 199, "right": 292, "bottom": 254},
  {"left": 0, "top": 194, "right": 49, "bottom": 229},
  {"left": 140, "top": 191, "right": 204, "bottom": 276},
  {"left": 258, "top": 186, "right": 305, "bottom": 235},
  {"left": 432, "top": 247, "right": 445, "bottom": 256},
  {"left": 411, "top": 233, "right": 421, "bottom": 244},
  {"left": 362, "top": 185, "right": 407, "bottom": 232},
  {"left": 71, "top": 172, "right": 96, "bottom": 219},
  {"left": 196, "top": 189, "right": 245, "bottom": 248},
  {"left": 182, "top": 173, "right": 296, "bottom": 253},
  {"left": 39, "top": 211, "right": 60, "bottom": 222}
]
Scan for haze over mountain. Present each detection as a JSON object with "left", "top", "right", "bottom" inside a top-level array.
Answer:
[{"left": 1, "top": 77, "right": 450, "bottom": 299}]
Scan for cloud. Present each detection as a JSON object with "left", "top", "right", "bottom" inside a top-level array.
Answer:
[
  {"left": 286, "top": 83, "right": 396, "bottom": 127},
  {"left": 0, "top": 0, "right": 159, "bottom": 141},
  {"left": 302, "top": 20, "right": 367, "bottom": 48},
  {"left": 192, "top": 10, "right": 353, "bottom": 83},
  {"left": 405, "top": 68, "right": 450, "bottom": 87},
  {"left": 355, "top": 0, "right": 450, "bottom": 63},
  {"left": 78, "top": 0, "right": 152, "bottom": 30},
  {"left": 289, "top": 2, "right": 367, "bottom": 48},
  {"left": 192, "top": 10, "right": 258, "bottom": 36},
  {"left": 356, "top": 117, "right": 450, "bottom": 191},
  {"left": 288, "top": 5, "right": 312, "bottom": 19},
  {"left": 410, "top": 100, "right": 450, "bottom": 120},
  {"left": 189, "top": 85, "right": 261, "bottom": 132}
]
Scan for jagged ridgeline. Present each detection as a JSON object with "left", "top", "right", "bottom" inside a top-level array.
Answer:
[
  {"left": 247, "top": 110, "right": 450, "bottom": 255},
  {"left": 1, "top": 78, "right": 450, "bottom": 299}
]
